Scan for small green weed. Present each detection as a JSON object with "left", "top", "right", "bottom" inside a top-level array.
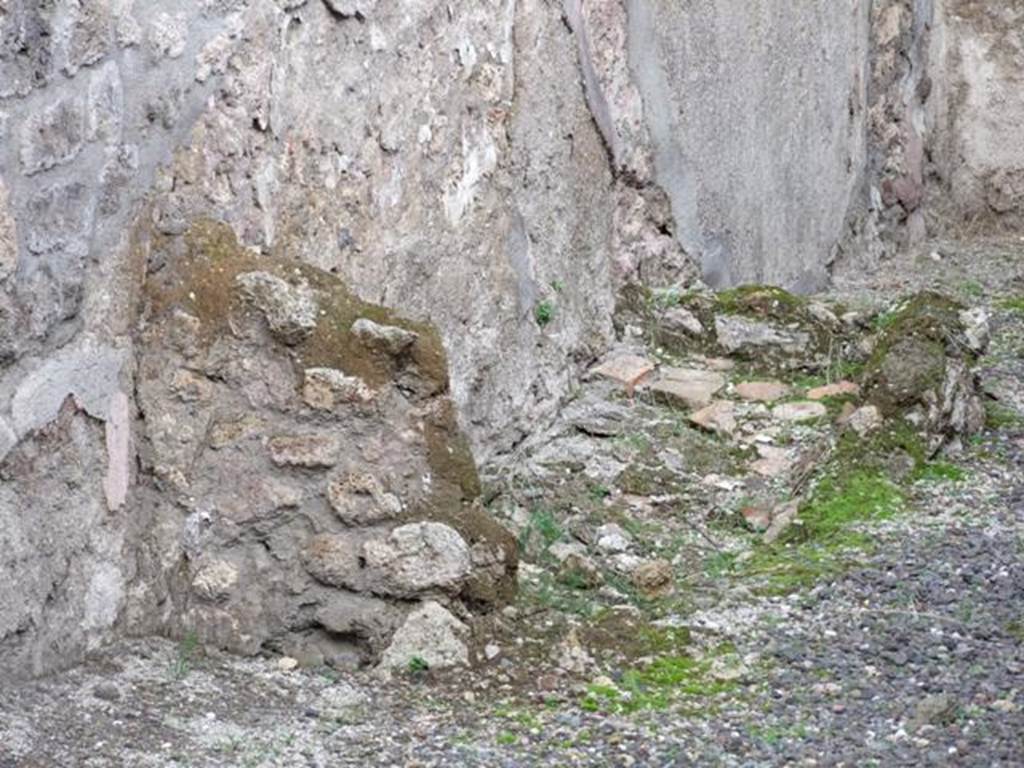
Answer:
[
  {"left": 535, "top": 301, "right": 555, "bottom": 327},
  {"left": 408, "top": 656, "right": 430, "bottom": 674},
  {"left": 518, "top": 508, "right": 563, "bottom": 554},
  {"left": 169, "top": 631, "right": 200, "bottom": 681}
]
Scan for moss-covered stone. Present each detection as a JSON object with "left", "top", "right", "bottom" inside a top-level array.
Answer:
[
  {"left": 861, "top": 291, "right": 984, "bottom": 442},
  {"left": 147, "top": 220, "right": 449, "bottom": 394},
  {"left": 862, "top": 292, "right": 969, "bottom": 414},
  {"left": 642, "top": 285, "right": 843, "bottom": 373},
  {"left": 145, "top": 220, "right": 517, "bottom": 607}
]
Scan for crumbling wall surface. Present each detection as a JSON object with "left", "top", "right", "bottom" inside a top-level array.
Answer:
[
  {"left": 928, "top": 0, "right": 1024, "bottom": 227},
  {"left": 0, "top": 0, "right": 238, "bottom": 680},
  {"left": 623, "top": 0, "right": 871, "bottom": 291},
  {"left": 865, "top": 0, "right": 937, "bottom": 253},
  {"left": 132, "top": 222, "right": 515, "bottom": 667},
  {"left": 0, "top": 0, "right": 663, "bottom": 677}
]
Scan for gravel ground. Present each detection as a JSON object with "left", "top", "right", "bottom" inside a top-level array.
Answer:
[{"left": 2, "top": 238, "right": 1023, "bottom": 768}]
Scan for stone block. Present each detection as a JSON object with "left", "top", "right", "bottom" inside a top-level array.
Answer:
[{"left": 20, "top": 97, "right": 87, "bottom": 175}]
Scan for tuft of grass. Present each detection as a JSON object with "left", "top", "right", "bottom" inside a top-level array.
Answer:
[
  {"left": 997, "top": 295, "right": 1024, "bottom": 314},
  {"left": 986, "top": 402, "right": 1022, "bottom": 430},
  {"left": 408, "top": 656, "right": 430, "bottom": 675},
  {"left": 169, "top": 631, "right": 200, "bottom": 681},
  {"left": 518, "top": 508, "right": 563, "bottom": 555},
  {"left": 535, "top": 301, "right": 555, "bottom": 327}
]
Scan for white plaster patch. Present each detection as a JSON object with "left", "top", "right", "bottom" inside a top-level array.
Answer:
[
  {"left": 84, "top": 562, "right": 125, "bottom": 633},
  {"left": 11, "top": 337, "right": 129, "bottom": 436}
]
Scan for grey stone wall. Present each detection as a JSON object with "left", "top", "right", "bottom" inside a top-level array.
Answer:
[
  {"left": 623, "top": 0, "right": 872, "bottom": 290},
  {"left": 0, "top": 0, "right": 651, "bottom": 678}
]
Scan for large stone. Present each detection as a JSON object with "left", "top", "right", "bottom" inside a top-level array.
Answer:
[
  {"left": 327, "top": 473, "right": 403, "bottom": 525},
  {"left": 591, "top": 355, "right": 656, "bottom": 393},
  {"left": 363, "top": 523, "right": 472, "bottom": 596},
  {"left": 735, "top": 380, "right": 791, "bottom": 403},
  {"left": 863, "top": 293, "right": 985, "bottom": 444},
  {"left": 650, "top": 367, "right": 726, "bottom": 410},
  {"left": 236, "top": 271, "right": 319, "bottom": 345},
  {"left": 630, "top": 559, "right": 674, "bottom": 598},
  {"left": 689, "top": 400, "right": 737, "bottom": 437},
  {"left": 750, "top": 445, "right": 793, "bottom": 478},
  {"left": 191, "top": 560, "right": 240, "bottom": 603},
  {"left": 715, "top": 315, "right": 812, "bottom": 358},
  {"left": 595, "top": 523, "right": 632, "bottom": 554},
  {"left": 351, "top": 318, "right": 418, "bottom": 357},
  {"left": 660, "top": 307, "right": 704, "bottom": 336},
  {"left": 772, "top": 402, "right": 828, "bottom": 423},
  {"left": 305, "top": 534, "right": 364, "bottom": 589},
  {"left": 303, "top": 368, "right": 374, "bottom": 410},
  {"left": 378, "top": 601, "right": 469, "bottom": 671},
  {"left": 845, "top": 405, "right": 883, "bottom": 436},
  {"left": 808, "top": 381, "right": 861, "bottom": 400}
]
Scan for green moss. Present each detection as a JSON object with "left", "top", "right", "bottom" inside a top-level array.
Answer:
[
  {"left": 797, "top": 470, "right": 904, "bottom": 539},
  {"left": 580, "top": 647, "right": 740, "bottom": 714},
  {"left": 913, "top": 461, "right": 968, "bottom": 483},
  {"left": 715, "top": 285, "right": 808, "bottom": 317},
  {"left": 863, "top": 292, "right": 969, "bottom": 417}
]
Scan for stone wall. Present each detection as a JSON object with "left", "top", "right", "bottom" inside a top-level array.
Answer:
[
  {"left": 928, "top": 0, "right": 1024, "bottom": 229},
  {"left": 0, "top": 0, "right": 666, "bottom": 679}
]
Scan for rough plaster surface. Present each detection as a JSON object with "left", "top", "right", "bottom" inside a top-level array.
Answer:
[
  {"left": 929, "top": 0, "right": 1024, "bottom": 226},
  {"left": 625, "top": 0, "right": 871, "bottom": 291}
]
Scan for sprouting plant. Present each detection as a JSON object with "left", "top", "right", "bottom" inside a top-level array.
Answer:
[
  {"left": 408, "top": 656, "right": 430, "bottom": 674},
  {"left": 169, "top": 631, "right": 199, "bottom": 681},
  {"left": 535, "top": 301, "right": 555, "bottom": 327}
]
